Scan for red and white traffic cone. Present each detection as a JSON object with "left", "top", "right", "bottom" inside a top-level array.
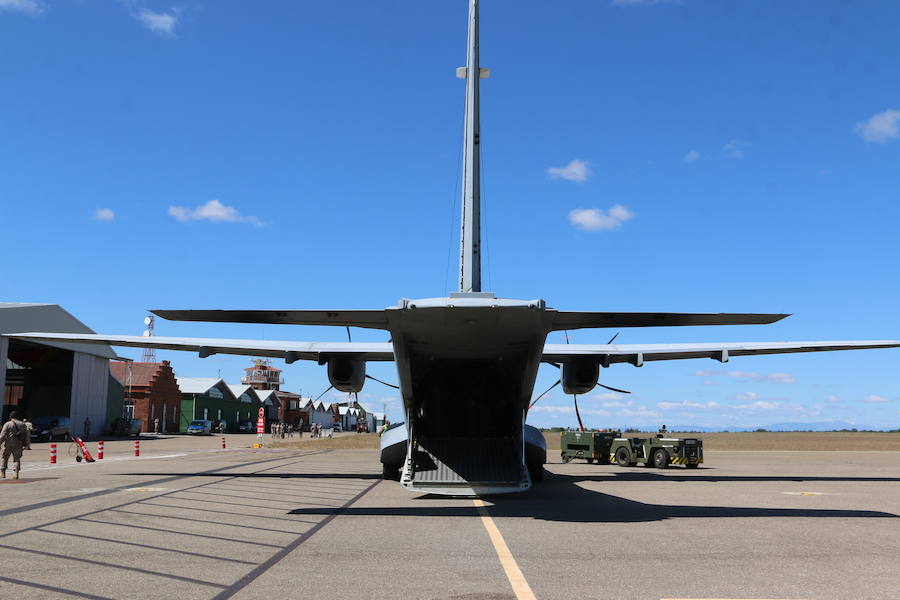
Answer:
[
  {"left": 221, "top": 436, "right": 226, "bottom": 449},
  {"left": 133, "top": 440, "right": 140, "bottom": 457},
  {"left": 49, "top": 443, "right": 57, "bottom": 464},
  {"left": 97, "top": 440, "right": 104, "bottom": 460}
]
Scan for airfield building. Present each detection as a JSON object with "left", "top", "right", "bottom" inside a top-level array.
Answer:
[
  {"left": 109, "top": 361, "right": 181, "bottom": 433},
  {"left": 1, "top": 303, "right": 115, "bottom": 436}
]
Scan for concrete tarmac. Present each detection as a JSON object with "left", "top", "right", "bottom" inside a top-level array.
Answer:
[{"left": 0, "top": 438, "right": 897, "bottom": 600}]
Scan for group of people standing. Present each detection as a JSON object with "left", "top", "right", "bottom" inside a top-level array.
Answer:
[{"left": 270, "top": 422, "right": 298, "bottom": 439}]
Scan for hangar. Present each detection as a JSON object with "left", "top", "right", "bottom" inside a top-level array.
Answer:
[{"left": 1, "top": 303, "right": 116, "bottom": 437}]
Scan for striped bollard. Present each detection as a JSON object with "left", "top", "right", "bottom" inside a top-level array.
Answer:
[
  {"left": 133, "top": 440, "right": 140, "bottom": 457},
  {"left": 221, "top": 436, "right": 226, "bottom": 449},
  {"left": 49, "top": 443, "right": 57, "bottom": 464},
  {"left": 97, "top": 440, "right": 104, "bottom": 460}
]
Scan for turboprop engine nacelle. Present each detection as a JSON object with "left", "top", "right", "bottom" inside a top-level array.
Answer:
[
  {"left": 561, "top": 359, "right": 599, "bottom": 395},
  {"left": 327, "top": 357, "right": 366, "bottom": 393}
]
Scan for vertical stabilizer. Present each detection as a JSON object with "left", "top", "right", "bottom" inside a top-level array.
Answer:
[{"left": 458, "top": 0, "right": 482, "bottom": 293}]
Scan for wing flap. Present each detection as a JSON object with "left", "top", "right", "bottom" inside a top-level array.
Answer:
[
  {"left": 542, "top": 340, "right": 900, "bottom": 364},
  {"left": 8, "top": 333, "right": 395, "bottom": 362},
  {"left": 151, "top": 309, "right": 390, "bottom": 329},
  {"left": 551, "top": 312, "right": 789, "bottom": 331}
]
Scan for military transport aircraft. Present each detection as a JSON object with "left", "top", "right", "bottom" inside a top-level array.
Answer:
[{"left": 15, "top": 0, "right": 899, "bottom": 496}]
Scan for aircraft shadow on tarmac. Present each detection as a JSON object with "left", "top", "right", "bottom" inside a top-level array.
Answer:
[
  {"left": 116, "top": 472, "right": 382, "bottom": 479},
  {"left": 285, "top": 471, "right": 900, "bottom": 523}
]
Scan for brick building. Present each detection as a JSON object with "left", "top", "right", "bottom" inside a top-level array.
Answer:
[{"left": 109, "top": 361, "right": 181, "bottom": 433}]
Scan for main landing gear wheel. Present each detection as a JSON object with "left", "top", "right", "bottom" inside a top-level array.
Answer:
[
  {"left": 382, "top": 463, "right": 401, "bottom": 481},
  {"left": 528, "top": 462, "right": 545, "bottom": 482},
  {"left": 615, "top": 447, "right": 632, "bottom": 467},
  {"left": 652, "top": 448, "right": 669, "bottom": 469}
]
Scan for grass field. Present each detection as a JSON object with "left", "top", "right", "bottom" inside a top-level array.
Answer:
[{"left": 274, "top": 431, "right": 900, "bottom": 452}]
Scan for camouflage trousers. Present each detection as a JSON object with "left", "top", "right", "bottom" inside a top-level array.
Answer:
[{"left": 1, "top": 443, "right": 24, "bottom": 472}]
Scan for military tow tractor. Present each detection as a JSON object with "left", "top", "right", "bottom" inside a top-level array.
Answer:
[
  {"left": 560, "top": 430, "right": 620, "bottom": 464},
  {"left": 608, "top": 429, "right": 703, "bottom": 469}
]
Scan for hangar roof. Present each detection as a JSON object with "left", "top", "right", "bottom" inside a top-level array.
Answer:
[{"left": 0, "top": 303, "right": 116, "bottom": 359}]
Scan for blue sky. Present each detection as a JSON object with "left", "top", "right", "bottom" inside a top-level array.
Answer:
[{"left": 2, "top": 0, "right": 899, "bottom": 429}]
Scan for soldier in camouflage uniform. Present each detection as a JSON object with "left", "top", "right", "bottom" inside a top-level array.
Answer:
[{"left": 1, "top": 411, "right": 31, "bottom": 479}]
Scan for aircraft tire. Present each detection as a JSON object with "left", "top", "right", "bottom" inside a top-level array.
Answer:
[
  {"left": 615, "top": 447, "right": 631, "bottom": 467},
  {"left": 382, "top": 463, "right": 401, "bottom": 481},
  {"left": 652, "top": 448, "right": 669, "bottom": 469},
  {"left": 528, "top": 462, "right": 544, "bottom": 482}
]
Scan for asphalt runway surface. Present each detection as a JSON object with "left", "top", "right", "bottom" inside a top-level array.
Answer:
[{"left": 1, "top": 438, "right": 897, "bottom": 600}]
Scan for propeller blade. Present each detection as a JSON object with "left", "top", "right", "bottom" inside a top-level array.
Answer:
[
  {"left": 528, "top": 379, "right": 561, "bottom": 409},
  {"left": 599, "top": 383, "right": 631, "bottom": 394},
  {"left": 606, "top": 331, "right": 620, "bottom": 344},
  {"left": 346, "top": 326, "right": 352, "bottom": 342},
  {"left": 573, "top": 394, "right": 585, "bottom": 432},
  {"left": 366, "top": 374, "right": 400, "bottom": 389},
  {"left": 314, "top": 385, "right": 334, "bottom": 402}
]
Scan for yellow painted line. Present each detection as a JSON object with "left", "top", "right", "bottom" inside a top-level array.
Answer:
[{"left": 473, "top": 499, "right": 537, "bottom": 600}]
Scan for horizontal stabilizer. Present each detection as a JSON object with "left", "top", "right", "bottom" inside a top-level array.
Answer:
[
  {"left": 551, "top": 311, "right": 789, "bottom": 331},
  {"left": 542, "top": 340, "right": 900, "bottom": 365},
  {"left": 8, "top": 333, "right": 395, "bottom": 362},
  {"left": 151, "top": 309, "right": 390, "bottom": 329}
]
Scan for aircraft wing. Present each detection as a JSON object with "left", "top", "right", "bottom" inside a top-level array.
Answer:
[
  {"left": 542, "top": 340, "right": 900, "bottom": 364},
  {"left": 8, "top": 333, "right": 395, "bottom": 362},
  {"left": 550, "top": 312, "right": 789, "bottom": 331},
  {"left": 151, "top": 309, "right": 390, "bottom": 329}
]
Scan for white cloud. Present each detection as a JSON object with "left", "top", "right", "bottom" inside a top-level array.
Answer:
[
  {"left": 683, "top": 150, "right": 701, "bottom": 163},
  {"left": 134, "top": 8, "right": 179, "bottom": 37},
  {"left": 861, "top": 394, "right": 890, "bottom": 403},
  {"left": 547, "top": 159, "right": 591, "bottom": 183},
  {"left": 693, "top": 370, "right": 796, "bottom": 384},
  {"left": 530, "top": 405, "right": 610, "bottom": 417},
  {"left": 735, "top": 400, "right": 780, "bottom": 411},
  {"left": 587, "top": 392, "right": 625, "bottom": 401},
  {"left": 735, "top": 391, "right": 758, "bottom": 401},
  {"left": 656, "top": 400, "right": 718, "bottom": 410},
  {"left": 854, "top": 109, "right": 900, "bottom": 144},
  {"left": 568, "top": 204, "right": 634, "bottom": 231},
  {"left": 93, "top": 208, "right": 115, "bottom": 222},
  {"left": 722, "top": 140, "right": 746, "bottom": 158},
  {"left": 619, "top": 406, "right": 660, "bottom": 418},
  {"left": 0, "top": 0, "right": 44, "bottom": 15},
  {"left": 601, "top": 400, "right": 627, "bottom": 408},
  {"left": 825, "top": 395, "right": 841, "bottom": 403},
  {"left": 168, "top": 199, "right": 263, "bottom": 226}
]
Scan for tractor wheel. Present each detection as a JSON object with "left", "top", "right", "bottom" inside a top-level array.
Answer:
[
  {"left": 652, "top": 448, "right": 669, "bottom": 469},
  {"left": 685, "top": 463, "right": 699, "bottom": 469},
  {"left": 586, "top": 458, "right": 594, "bottom": 464},
  {"left": 382, "top": 463, "right": 401, "bottom": 481},
  {"left": 561, "top": 454, "right": 571, "bottom": 464},
  {"left": 615, "top": 447, "right": 632, "bottom": 467}
]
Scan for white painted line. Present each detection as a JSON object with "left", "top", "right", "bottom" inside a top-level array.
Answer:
[{"left": 473, "top": 499, "right": 537, "bottom": 600}]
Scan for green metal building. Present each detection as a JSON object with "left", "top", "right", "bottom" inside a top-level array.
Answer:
[{"left": 177, "top": 377, "right": 250, "bottom": 432}]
